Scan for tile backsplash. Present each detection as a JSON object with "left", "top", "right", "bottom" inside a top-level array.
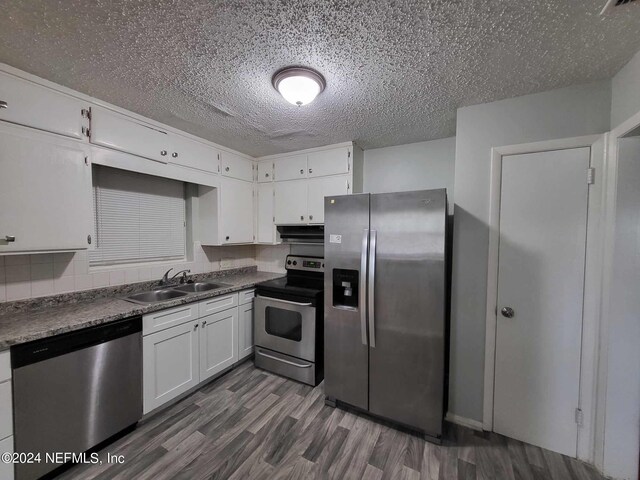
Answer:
[{"left": 0, "top": 243, "right": 257, "bottom": 303}]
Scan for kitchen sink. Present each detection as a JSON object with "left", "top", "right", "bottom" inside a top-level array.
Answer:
[
  {"left": 124, "top": 289, "right": 190, "bottom": 305},
  {"left": 171, "top": 282, "right": 231, "bottom": 293}
]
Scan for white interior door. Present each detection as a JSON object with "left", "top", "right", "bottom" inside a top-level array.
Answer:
[{"left": 493, "top": 147, "right": 590, "bottom": 457}]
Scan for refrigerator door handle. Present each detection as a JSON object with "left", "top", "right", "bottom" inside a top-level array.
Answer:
[
  {"left": 360, "top": 228, "right": 369, "bottom": 346},
  {"left": 368, "top": 229, "right": 377, "bottom": 348}
]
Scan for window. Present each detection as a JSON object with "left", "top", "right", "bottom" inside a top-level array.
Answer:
[{"left": 90, "top": 166, "right": 186, "bottom": 266}]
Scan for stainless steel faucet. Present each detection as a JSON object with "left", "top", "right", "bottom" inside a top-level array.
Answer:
[{"left": 159, "top": 268, "right": 191, "bottom": 286}]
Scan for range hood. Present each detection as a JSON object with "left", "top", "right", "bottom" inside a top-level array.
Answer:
[{"left": 277, "top": 225, "right": 324, "bottom": 245}]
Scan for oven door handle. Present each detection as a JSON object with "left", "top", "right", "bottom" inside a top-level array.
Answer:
[
  {"left": 256, "top": 295, "right": 313, "bottom": 307},
  {"left": 256, "top": 349, "right": 312, "bottom": 368}
]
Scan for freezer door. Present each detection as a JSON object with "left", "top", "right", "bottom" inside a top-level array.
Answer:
[
  {"left": 368, "top": 189, "right": 446, "bottom": 436},
  {"left": 323, "top": 193, "right": 370, "bottom": 410}
]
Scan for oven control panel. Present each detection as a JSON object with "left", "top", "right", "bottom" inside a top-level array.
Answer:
[{"left": 285, "top": 255, "right": 325, "bottom": 273}]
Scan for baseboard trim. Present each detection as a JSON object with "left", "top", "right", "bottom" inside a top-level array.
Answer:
[{"left": 445, "top": 412, "right": 484, "bottom": 431}]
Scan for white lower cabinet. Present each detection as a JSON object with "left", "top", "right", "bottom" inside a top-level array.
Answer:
[
  {"left": 142, "top": 319, "right": 199, "bottom": 414},
  {"left": 0, "top": 436, "right": 13, "bottom": 480},
  {"left": 238, "top": 302, "right": 254, "bottom": 360},
  {"left": 143, "top": 290, "right": 254, "bottom": 414},
  {"left": 199, "top": 309, "right": 238, "bottom": 382}
]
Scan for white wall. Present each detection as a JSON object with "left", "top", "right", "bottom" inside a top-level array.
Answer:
[
  {"left": 363, "top": 137, "right": 456, "bottom": 211},
  {"left": 604, "top": 136, "right": 640, "bottom": 479},
  {"left": 611, "top": 50, "right": 640, "bottom": 129},
  {"left": 450, "top": 80, "right": 612, "bottom": 422}
]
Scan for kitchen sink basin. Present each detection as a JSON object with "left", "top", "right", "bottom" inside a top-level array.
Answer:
[
  {"left": 171, "top": 282, "right": 231, "bottom": 293},
  {"left": 124, "top": 289, "right": 189, "bottom": 305}
]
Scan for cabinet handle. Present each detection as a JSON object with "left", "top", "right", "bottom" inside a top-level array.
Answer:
[
  {"left": 172, "top": 152, "right": 178, "bottom": 158},
  {"left": 226, "top": 236, "right": 230, "bottom": 241},
  {"left": 160, "top": 150, "right": 167, "bottom": 156},
  {"left": 4, "top": 235, "right": 15, "bottom": 242},
  {"left": 300, "top": 169, "right": 304, "bottom": 174},
  {"left": 194, "top": 324, "right": 198, "bottom": 330},
  {"left": 87, "top": 235, "right": 92, "bottom": 245},
  {"left": 300, "top": 216, "right": 304, "bottom": 221},
  {"left": 309, "top": 215, "right": 313, "bottom": 220},
  {"left": 265, "top": 173, "right": 270, "bottom": 178},
  {"left": 202, "top": 320, "right": 207, "bottom": 328},
  {"left": 0, "top": 101, "right": 7, "bottom": 109},
  {"left": 225, "top": 166, "right": 230, "bottom": 172},
  {"left": 309, "top": 168, "right": 313, "bottom": 174}
]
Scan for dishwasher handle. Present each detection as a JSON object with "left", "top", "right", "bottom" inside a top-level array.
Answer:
[{"left": 11, "top": 316, "right": 142, "bottom": 369}]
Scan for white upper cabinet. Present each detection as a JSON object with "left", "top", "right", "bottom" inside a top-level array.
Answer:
[
  {"left": 274, "top": 180, "right": 308, "bottom": 225},
  {"left": 168, "top": 134, "right": 219, "bottom": 174},
  {"left": 307, "top": 175, "right": 351, "bottom": 224},
  {"left": 219, "top": 177, "right": 255, "bottom": 244},
  {"left": 221, "top": 151, "right": 254, "bottom": 182},
  {"left": 257, "top": 182, "right": 276, "bottom": 243},
  {"left": 0, "top": 124, "right": 92, "bottom": 253},
  {"left": 0, "top": 71, "right": 87, "bottom": 140},
  {"left": 90, "top": 106, "right": 171, "bottom": 163},
  {"left": 273, "top": 155, "right": 307, "bottom": 181},
  {"left": 307, "top": 146, "right": 351, "bottom": 178},
  {"left": 257, "top": 161, "right": 273, "bottom": 183}
]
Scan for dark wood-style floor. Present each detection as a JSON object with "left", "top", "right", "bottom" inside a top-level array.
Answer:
[{"left": 59, "top": 361, "right": 605, "bottom": 480}]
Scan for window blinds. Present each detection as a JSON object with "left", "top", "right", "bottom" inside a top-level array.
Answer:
[{"left": 90, "top": 166, "right": 186, "bottom": 266}]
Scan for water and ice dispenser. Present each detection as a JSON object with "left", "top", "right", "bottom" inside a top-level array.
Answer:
[{"left": 332, "top": 269, "right": 359, "bottom": 309}]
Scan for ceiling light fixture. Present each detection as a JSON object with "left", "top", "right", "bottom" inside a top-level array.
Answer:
[{"left": 272, "top": 67, "right": 326, "bottom": 106}]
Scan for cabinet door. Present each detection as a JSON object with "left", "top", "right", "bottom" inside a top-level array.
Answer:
[
  {"left": 257, "top": 161, "right": 273, "bottom": 183},
  {"left": 0, "top": 436, "right": 13, "bottom": 480},
  {"left": 221, "top": 151, "right": 254, "bottom": 182},
  {"left": 200, "top": 308, "right": 238, "bottom": 382},
  {"left": 0, "top": 71, "right": 86, "bottom": 139},
  {"left": 238, "top": 303, "right": 254, "bottom": 360},
  {"left": 220, "top": 177, "right": 254, "bottom": 244},
  {"left": 274, "top": 180, "right": 308, "bottom": 225},
  {"left": 273, "top": 155, "right": 307, "bottom": 181},
  {"left": 257, "top": 183, "right": 275, "bottom": 243},
  {"left": 307, "top": 175, "right": 350, "bottom": 224},
  {"left": 90, "top": 106, "right": 170, "bottom": 163},
  {"left": 0, "top": 124, "right": 93, "bottom": 253},
  {"left": 169, "top": 135, "right": 219, "bottom": 174},
  {"left": 142, "top": 320, "right": 199, "bottom": 414},
  {"left": 307, "top": 146, "right": 351, "bottom": 178}
]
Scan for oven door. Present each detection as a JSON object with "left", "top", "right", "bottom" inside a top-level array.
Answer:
[{"left": 254, "top": 295, "right": 317, "bottom": 362}]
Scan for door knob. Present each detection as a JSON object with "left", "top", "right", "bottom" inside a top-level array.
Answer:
[{"left": 501, "top": 307, "right": 515, "bottom": 318}]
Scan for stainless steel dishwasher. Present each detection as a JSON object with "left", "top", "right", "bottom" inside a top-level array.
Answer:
[{"left": 12, "top": 316, "right": 142, "bottom": 480}]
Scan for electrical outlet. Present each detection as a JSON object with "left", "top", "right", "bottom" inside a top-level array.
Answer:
[{"left": 220, "top": 258, "right": 234, "bottom": 270}]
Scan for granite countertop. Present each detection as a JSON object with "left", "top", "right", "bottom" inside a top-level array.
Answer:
[{"left": 0, "top": 267, "right": 284, "bottom": 349}]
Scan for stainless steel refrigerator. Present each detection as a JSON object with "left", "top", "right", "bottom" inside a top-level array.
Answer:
[{"left": 323, "top": 189, "right": 447, "bottom": 441}]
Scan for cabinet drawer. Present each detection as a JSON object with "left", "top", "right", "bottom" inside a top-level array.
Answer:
[
  {"left": 0, "top": 381, "right": 12, "bottom": 440},
  {"left": 199, "top": 293, "right": 238, "bottom": 317},
  {"left": 273, "top": 155, "right": 307, "bottom": 181},
  {"left": 257, "top": 162, "right": 273, "bottom": 182},
  {"left": 307, "top": 146, "right": 350, "bottom": 177},
  {"left": 90, "top": 106, "right": 170, "bottom": 163},
  {"left": 143, "top": 303, "right": 198, "bottom": 336},
  {"left": 239, "top": 289, "right": 255, "bottom": 305},
  {"left": 221, "top": 151, "right": 254, "bottom": 182},
  {"left": 0, "top": 71, "right": 85, "bottom": 139},
  {"left": 0, "top": 351, "right": 10, "bottom": 383},
  {"left": 0, "top": 435, "right": 13, "bottom": 480}
]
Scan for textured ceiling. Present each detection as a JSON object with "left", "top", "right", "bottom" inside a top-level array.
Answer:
[{"left": 0, "top": 1, "right": 639, "bottom": 156}]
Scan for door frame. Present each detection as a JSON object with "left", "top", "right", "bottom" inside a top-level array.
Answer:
[
  {"left": 483, "top": 134, "right": 606, "bottom": 463},
  {"left": 595, "top": 109, "right": 640, "bottom": 478}
]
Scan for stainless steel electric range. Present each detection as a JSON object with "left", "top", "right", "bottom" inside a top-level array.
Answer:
[{"left": 254, "top": 255, "right": 324, "bottom": 386}]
